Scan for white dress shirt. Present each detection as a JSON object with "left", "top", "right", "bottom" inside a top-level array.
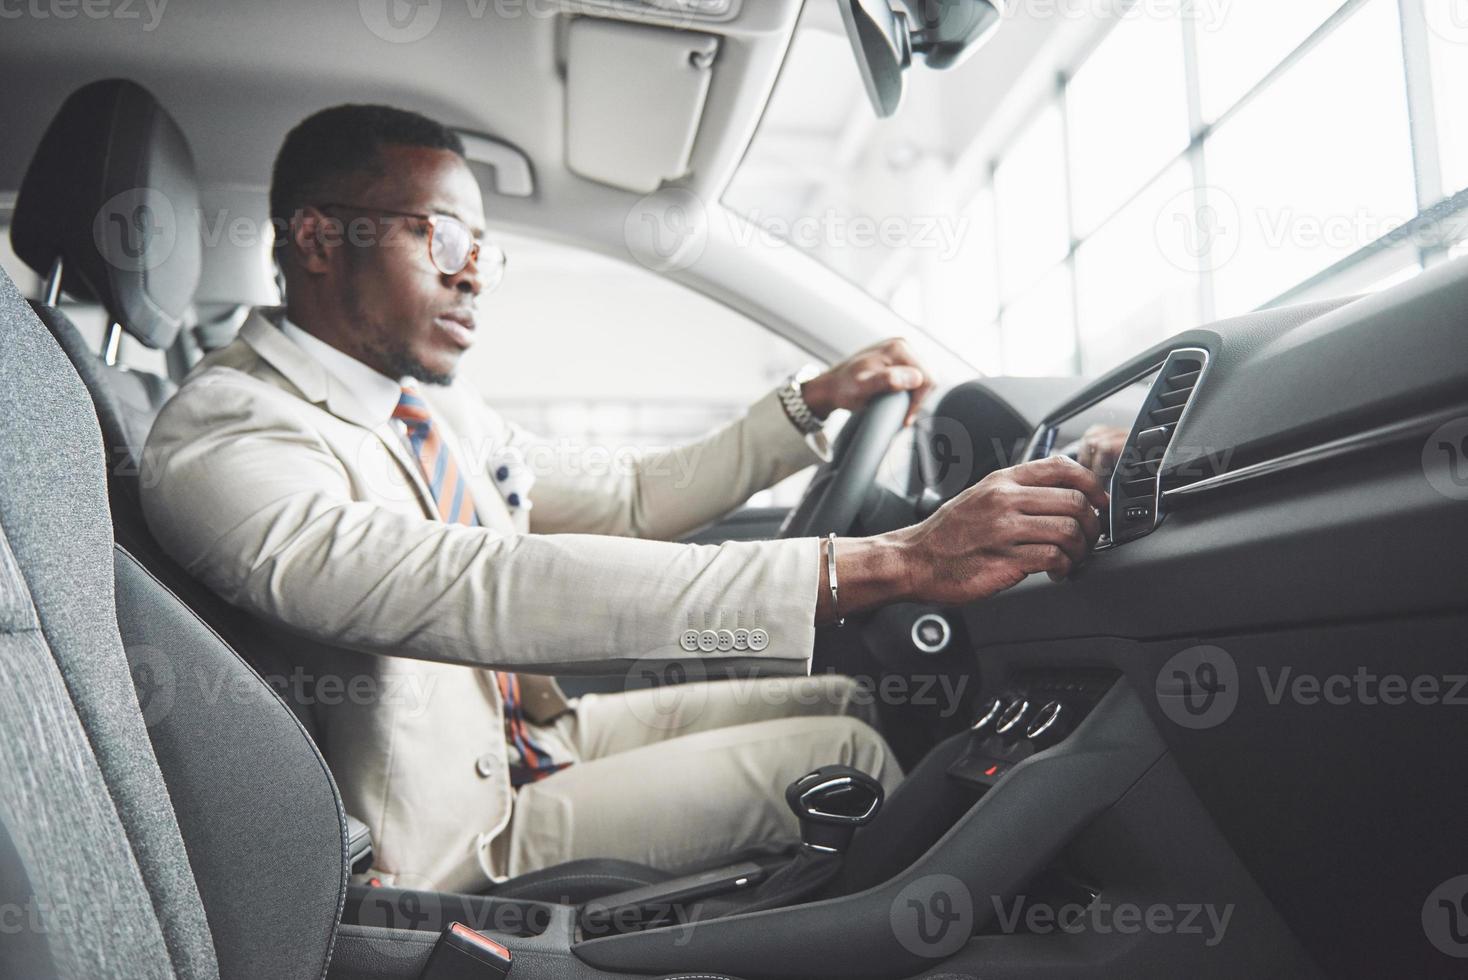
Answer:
[{"left": 279, "top": 317, "right": 404, "bottom": 429}]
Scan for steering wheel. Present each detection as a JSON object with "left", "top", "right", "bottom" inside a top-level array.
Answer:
[{"left": 779, "top": 392, "right": 910, "bottom": 539}]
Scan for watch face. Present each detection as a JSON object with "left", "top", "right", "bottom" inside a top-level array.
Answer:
[{"left": 793, "top": 364, "right": 823, "bottom": 386}]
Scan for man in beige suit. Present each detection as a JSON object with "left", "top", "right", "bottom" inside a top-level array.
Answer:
[{"left": 143, "top": 106, "right": 1108, "bottom": 893}]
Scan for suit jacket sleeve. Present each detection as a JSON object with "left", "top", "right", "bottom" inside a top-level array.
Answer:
[
  {"left": 516, "top": 389, "right": 829, "bottom": 541},
  {"left": 141, "top": 371, "right": 820, "bottom": 676}
]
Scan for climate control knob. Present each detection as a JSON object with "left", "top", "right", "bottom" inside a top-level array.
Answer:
[
  {"left": 1025, "top": 700, "right": 1069, "bottom": 747},
  {"left": 970, "top": 698, "right": 1003, "bottom": 733},
  {"left": 994, "top": 698, "right": 1030, "bottom": 737}
]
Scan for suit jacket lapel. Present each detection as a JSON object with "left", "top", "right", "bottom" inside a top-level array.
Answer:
[{"left": 238, "top": 312, "right": 440, "bottom": 517}]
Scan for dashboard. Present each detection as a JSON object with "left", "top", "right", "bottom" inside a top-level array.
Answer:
[{"left": 916, "top": 257, "right": 1468, "bottom": 559}]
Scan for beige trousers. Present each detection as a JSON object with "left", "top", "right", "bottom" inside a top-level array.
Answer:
[{"left": 499, "top": 675, "right": 902, "bottom": 877}]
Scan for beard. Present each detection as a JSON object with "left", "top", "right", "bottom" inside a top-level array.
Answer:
[
  {"left": 341, "top": 256, "right": 458, "bottom": 386},
  {"left": 346, "top": 300, "right": 456, "bottom": 386},
  {"left": 373, "top": 340, "right": 455, "bottom": 387}
]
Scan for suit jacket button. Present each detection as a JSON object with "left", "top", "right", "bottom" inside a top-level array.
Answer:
[
  {"left": 697, "top": 630, "right": 718, "bottom": 652},
  {"left": 733, "top": 628, "right": 750, "bottom": 651},
  {"left": 716, "top": 629, "right": 735, "bottom": 652},
  {"left": 680, "top": 629, "right": 700, "bottom": 652},
  {"left": 748, "top": 628, "right": 770, "bottom": 651},
  {"left": 475, "top": 755, "right": 495, "bottom": 778}
]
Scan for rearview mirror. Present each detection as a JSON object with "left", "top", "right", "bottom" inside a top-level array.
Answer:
[{"left": 839, "top": 0, "right": 1006, "bottom": 118}]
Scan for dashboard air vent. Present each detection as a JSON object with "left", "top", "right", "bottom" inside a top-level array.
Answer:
[{"left": 1108, "top": 349, "right": 1209, "bottom": 545}]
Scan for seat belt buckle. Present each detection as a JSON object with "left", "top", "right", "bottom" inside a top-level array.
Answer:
[{"left": 420, "top": 922, "right": 512, "bottom": 979}]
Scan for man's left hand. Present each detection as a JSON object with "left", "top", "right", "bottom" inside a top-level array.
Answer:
[{"left": 800, "top": 338, "right": 934, "bottom": 427}]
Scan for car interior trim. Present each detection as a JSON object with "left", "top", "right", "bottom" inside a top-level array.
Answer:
[{"left": 1164, "top": 400, "right": 1468, "bottom": 501}]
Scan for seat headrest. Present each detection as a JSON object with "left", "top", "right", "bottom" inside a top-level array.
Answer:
[{"left": 11, "top": 79, "right": 201, "bottom": 350}]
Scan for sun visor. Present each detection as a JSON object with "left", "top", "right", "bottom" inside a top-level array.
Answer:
[{"left": 565, "top": 19, "right": 719, "bottom": 193}]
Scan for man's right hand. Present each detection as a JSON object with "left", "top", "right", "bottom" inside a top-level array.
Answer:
[{"left": 819, "top": 457, "right": 1110, "bottom": 622}]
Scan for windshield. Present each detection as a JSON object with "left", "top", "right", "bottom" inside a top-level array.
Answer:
[{"left": 725, "top": 0, "right": 1468, "bottom": 378}]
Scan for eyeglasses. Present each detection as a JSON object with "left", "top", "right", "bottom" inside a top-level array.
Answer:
[{"left": 315, "top": 202, "right": 507, "bottom": 290}]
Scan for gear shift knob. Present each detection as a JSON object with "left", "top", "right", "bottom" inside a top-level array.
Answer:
[{"left": 785, "top": 765, "right": 884, "bottom": 854}]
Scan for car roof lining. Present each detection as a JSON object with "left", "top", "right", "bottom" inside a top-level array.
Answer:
[{"left": 0, "top": 0, "right": 803, "bottom": 297}]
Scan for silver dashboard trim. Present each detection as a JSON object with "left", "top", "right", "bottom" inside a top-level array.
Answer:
[
  {"left": 1104, "top": 347, "right": 1212, "bottom": 546},
  {"left": 1163, "top": 403, "right": 1468, "bottom": 499}
]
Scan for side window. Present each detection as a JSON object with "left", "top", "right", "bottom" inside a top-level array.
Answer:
[{"left": 461, "top": 232, "right": 819, "bottom": 507}]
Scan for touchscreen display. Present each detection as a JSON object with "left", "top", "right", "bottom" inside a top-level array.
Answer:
[{"left": 1029, "top": 368, "right": 1160, "bottom": 482}]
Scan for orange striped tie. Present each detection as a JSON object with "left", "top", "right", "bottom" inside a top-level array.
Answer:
[
  {"left": 392, "top": 388, "right": 566, "bottom": 785},
  {"left": 392, "top": 388, "right": 478, "bottom": 527}
]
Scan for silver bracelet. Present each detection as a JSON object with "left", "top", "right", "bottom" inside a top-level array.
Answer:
[{"left": 826, "top": 532, "right": 845, "bottom": 628}]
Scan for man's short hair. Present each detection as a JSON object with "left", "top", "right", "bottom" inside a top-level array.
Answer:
[{"left": 270, "top": 104, "right": 466, "bottom": 253}]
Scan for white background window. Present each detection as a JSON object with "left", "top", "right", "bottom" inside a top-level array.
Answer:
[
  {"left": 1204, "top": 0, "right": 1417, "bottom": 316},
  {"left": 729, "top": 0, "right": 1460, "bottom": 379},
  {"left": 1000, "top": 264, "right": 1076, "bottom": 377},
  {"left": 1066, "top": 9, "right": 1191, "bottom": 237},
  {"left": 462, "top": 233, "right": 818, "bottom": 506},
  {"left": 993, "top": 105, "right": 1070, "bottom": 300},
  {"left": 1074, "top": 163, "right": 1200, "bottom": 373},
  {"left": 1427, "top": 10, "right": 1468, "bottom": 197},
  {"left": 1193, "top": 0, "right": 1346, "bottom": 123}
]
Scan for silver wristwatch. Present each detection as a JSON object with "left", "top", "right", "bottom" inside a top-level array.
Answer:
[{"left": 778, "top": 364, "right": 826, "bottom": 436}]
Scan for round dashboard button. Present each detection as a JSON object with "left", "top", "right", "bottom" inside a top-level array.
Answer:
[
  {"left": 910, "top": 613, "right": 952, "bottom": 654},
  {"left": 1027, "top": 701, "right": 1062, "bottom": 739},
  {"left": 970, "top": 698, "right": 1004, "bottom": 733},
  {"left": 994, "top": 698, "right": 1030, "bottom": 736}
]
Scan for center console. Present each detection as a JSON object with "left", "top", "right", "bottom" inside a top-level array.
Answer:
[
  {"left": 949, "top": 667, "right": 1120, "bottom": 787},
  {"left": 330, "top": 654, "right": 1303, "bottom": 980}
]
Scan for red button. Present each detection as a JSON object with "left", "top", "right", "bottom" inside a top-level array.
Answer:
[{"left": 450, "top": 923, "right": 511, "bottom": 960}]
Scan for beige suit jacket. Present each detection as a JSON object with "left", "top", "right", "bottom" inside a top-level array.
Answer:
[{"left": 141, "top": 311, "right": 825, "bottom": 891}]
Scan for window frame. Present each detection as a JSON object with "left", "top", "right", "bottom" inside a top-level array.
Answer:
[{"left": 974, "top": 0, "right": 1467, "bottom": 375}]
